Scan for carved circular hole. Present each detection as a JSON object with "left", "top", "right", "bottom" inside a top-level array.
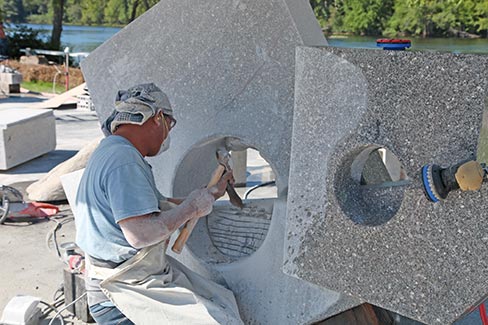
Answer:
[
  {"left": 173, "top": 138, "right": 277, "bottom": 263},
  {"left": 334, "top": 145, "right": 410, "bottom": 226}
]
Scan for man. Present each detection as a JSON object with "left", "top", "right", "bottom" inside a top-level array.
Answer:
[{"left": 75, "top": 83, "right": 243, "bottom": 324}]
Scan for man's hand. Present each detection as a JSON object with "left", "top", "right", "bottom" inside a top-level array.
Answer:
[
  {"left": 208, "top": 170, "right": 234, "bottom": 200},
  {"left": 187, "top": 188, "right": 215, "bottom": 217},
  {"left": 120, "top": 188, "right": 216, "bottom": 249}
]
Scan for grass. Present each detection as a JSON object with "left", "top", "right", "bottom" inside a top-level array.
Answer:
[{"left": 21, "top": 80, "right": 66, "bottom": 94}]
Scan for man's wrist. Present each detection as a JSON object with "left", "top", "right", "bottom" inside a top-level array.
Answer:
[{"left": 208, "top": 186, "right": 219, "bottom": 198}]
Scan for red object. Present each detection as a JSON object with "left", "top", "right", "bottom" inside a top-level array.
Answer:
[
  {"left": 480, "top": 303, "right": 488, "bottom": 325},
  {"left": 376, "top": 38, "right": 411, "bottom": 44},
  {"left": 65, "top": 71, "right": 69, "bottom": 91},
  {"left": 68, "top": 255, "right": 84, "bottom": 271},
  {"left": 12, "top": 202, "right": 59, "bottom": 218}
]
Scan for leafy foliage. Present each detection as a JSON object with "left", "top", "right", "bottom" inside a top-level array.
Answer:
[
  {"left": 1, "top": 0, "right": 25, "bottom": 23},
  {"left": 0, "top": 0, "right": 486, "bottom": 38},
  {"left": 341, "top": 0, "right": 394, "bottom": 35},
  {"left": 5, "top": 24, "right": 52, "bottom": 58},
  {"left": 314, "top": 0, "right": 488, "bottom": 37},
  {"left": 1, "top": 0, "right": 159, "bottom": 26}
]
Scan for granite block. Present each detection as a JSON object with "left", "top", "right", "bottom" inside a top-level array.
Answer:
[
  {"left": 0, "top": 109, "right": 56, "bottom": 170},
  {"left": 284, "top": 46, "right": 488, "bottom": 324},
  {"left": 81, "top": 1, "right": 361, "bottom": 323}
]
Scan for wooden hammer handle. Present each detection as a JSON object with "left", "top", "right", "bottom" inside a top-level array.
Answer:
[{"left": 171, "top": 164, "right": 226, "bottom": 254}]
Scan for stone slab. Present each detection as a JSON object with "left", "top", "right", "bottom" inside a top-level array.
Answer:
[
  {"left": 33, "top": 83, "right": 85, "bottom": 110},
  {"left": 81, "top": 0, "right": 362, "bottom": 323},
  {"left": 283, "top": 46, "right": 488, "bottom": 324},
  {"left": 0, "top": 109, "right": 56, "bottom": 170},
  {"left": 0, "top": 72, "right": 22, "bottom": 85},
  {"left": 60, "top": 169, "right": 85, "bottom": 216}
]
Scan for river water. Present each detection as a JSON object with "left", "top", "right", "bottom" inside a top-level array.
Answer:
[
  {"left": 20, "top": 23, "right": 488, "bottom": 54},
  {"left": 21, "top": 23, "right": 122, "bottom": 53}
]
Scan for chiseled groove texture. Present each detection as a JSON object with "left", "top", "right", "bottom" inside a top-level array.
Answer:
[{"left": 207, "top": 205, "right": 271, "bottom": 259}]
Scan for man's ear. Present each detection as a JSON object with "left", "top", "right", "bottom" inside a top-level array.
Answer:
[{"left": 153, "top": 112, "right": 163, "bottom": 126}]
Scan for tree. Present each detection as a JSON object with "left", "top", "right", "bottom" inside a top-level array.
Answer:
[
  {"left": 310, "top": 0, "right": 332, "bottom": 31},
  {"left": 81, "top": 0, "right": 107, "bottom": 25},
  {"left": 65, "top": 0, "right": 82, "bottom": 24},
  {"left": 51, "top": 0, "right": 64, "bottom": 49},
  {"left": 341, "top": 0, "right": 393, "bottom": 35},
  {"left": 328, "top": 0, "right": 346, "bottom": 33},
  {"left": 475, "top": 0, "right": 488, "bottom": 37},
  {"left": 23, "top": 0, "right": 49, "bottom": 18},
  {"left": 2, "top": 0, "right": 25, "bottom": 23},
  {"left": 385, "top": 0, "right": 436, "bottom": 37},
  {"left": 104, "top": 0, "right": 129, "bottom": 25},
  {"left": 6, "top": 25, "right": 51, "bottom": 58},
  {"left": 431, "top": 0, "right": 478, "bottom": 37},
  {"left": 129, "top": 0, "right": 160, "bottom": 22}
]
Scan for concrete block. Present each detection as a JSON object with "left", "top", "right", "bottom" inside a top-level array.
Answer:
[
  {"left": 0, "top": 72, "right": 22, "bottom": 84},
  {"left": 63, "top": 269, "right": 93, "bottom": 323},
  {"left": 284, "top": 47, "right": 488, "bottom": 324},
  {"left": 81, "top": 0, "right": 361, "bottom": 323},
  {"left": 0, "top": 109, "right": 56, "bottom": 170},
  {"left": 0, "top": 72, "right": 22, "bottom": 85}
]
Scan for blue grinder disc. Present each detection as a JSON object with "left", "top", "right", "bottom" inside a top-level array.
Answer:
[{"left": 422, "top": 164, "right": 442, "bottom": 202}]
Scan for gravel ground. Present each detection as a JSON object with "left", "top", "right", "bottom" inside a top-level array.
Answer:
[{"left": 0, "top": 94, "right": 100, "bottom": 324}]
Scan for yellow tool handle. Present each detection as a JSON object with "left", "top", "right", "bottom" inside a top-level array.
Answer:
[
  {"left": 172, "top": 164, "right": 226, "bottom": 254},
  {"left": 455, "top": 160, "right": 484, "bottom": 191}
]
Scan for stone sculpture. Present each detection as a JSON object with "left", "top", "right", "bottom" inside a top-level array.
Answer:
[
  {"left": 82, "top": 0, "right": 488, "bottom": 323},
  {"left": 81, "top": 0, "right": 360, "bottom": 323}
]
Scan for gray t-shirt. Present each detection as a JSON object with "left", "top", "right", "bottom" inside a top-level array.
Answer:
[
  {"left": 74, "top": 135, "right": 163, "bottom": 305},
  {"left": 75, "top": 135, "right": 163, "bottom": 263}
]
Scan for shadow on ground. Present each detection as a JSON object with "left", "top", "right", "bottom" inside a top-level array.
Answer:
[{"left": 0, "top": 150, "right": 77, "bottom": 175}]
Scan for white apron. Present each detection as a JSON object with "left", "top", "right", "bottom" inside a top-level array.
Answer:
[{"left": 86, "top": 240, "right": 243, "bottom": 325}]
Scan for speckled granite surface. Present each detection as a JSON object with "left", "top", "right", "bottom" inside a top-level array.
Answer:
[{"left": 284, "top": 46, "right": 488, "bottom": 324}]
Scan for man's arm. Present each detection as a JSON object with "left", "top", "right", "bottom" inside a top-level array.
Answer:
[
  {"left": 167, "top": 197, "right": 184, "bottom": 205},
  {"left": 119, "top": 171, "right": 233, "bottom": 249}
]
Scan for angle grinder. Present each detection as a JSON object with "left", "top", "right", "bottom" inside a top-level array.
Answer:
[{"left": 421, "top": 160, "right": 488, "bottom": 202}]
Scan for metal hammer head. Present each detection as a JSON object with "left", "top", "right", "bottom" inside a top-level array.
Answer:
[
  {"left": 215, "top": 148, "right": 244, "bottom": 209},
  {"left": 216, "top": 148, "right": 231, "bottom": 167}
]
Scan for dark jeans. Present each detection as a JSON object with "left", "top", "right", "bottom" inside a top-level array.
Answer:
[
  {"left": 0, "top": 39, "right": 7, "bottom": 56},
  {"left": 89, "top": 303, "right": 134, "bottom": 325}
]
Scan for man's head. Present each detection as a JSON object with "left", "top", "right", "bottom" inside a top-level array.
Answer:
[{"left": 102, "top": 83, "right": 176, "bottom": 156}]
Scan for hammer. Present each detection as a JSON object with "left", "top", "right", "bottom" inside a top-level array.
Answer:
[{"left": 171, "top": 148, "right": 244, "bottom": 253}]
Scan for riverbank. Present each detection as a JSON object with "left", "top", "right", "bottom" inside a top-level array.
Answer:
[
  {"left": 327, "top": 35, "right": 488, "bottom": 54},
  {"left": 7, "top": 24, "right": 488, "bottom": 54}
]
